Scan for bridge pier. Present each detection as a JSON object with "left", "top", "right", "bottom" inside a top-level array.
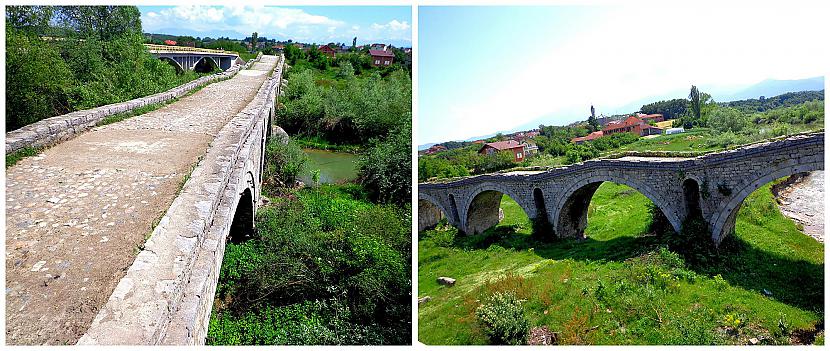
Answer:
[{"left": 418, "top": 199, "right": 444, "bottom": 232}]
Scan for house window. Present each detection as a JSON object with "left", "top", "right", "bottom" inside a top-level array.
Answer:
[
  {"left": 375, "top": 60, "right": 380, "bottom": 64},
  {"left": 385, "top": 60, "right": 390, "bottom": 65},
  {"left": 516, "top": 152, "right": 523, "bottom": 159}
]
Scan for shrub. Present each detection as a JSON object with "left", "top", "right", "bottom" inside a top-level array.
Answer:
[
  {"left": 358, "top": 130, "right": 411, "bottom": 205},
  {"left": 475, "top": 291, "right": 529, "bottom": 345},
  {"left": 263, "top": 139, "right": 307, "bottom": 188},
  {"left": 210, "top": 185, "right": 411, "bottom": 345}
]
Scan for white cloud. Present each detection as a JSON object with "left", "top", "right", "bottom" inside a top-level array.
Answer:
[
  {"left": 371, "top": 19, "right": 410, "bottom": 31},
  {"left": 142, "top": 6, "right": 345, "bottom": 40},
  {"left": 140, "top": 6, "right": 410, "bottom": 45}
]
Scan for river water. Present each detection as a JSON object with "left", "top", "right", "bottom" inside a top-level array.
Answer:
[
  {"left": 774, "top": 171, "right": 824, "bottom": 243},
  {"left": 300, "top": 148, "right": 359, "bottom": 185}
]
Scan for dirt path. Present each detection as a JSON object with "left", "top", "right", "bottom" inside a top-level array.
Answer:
[
  {"left": 5, "top": 56, "right": 279, "bottom": 345},
  {"left": 774, "top": 171, "right": 824, "bottom": 243}
]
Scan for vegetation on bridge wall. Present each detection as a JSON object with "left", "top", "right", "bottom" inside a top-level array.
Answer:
[{"left": 5, "top": 6, "right": 210, "bottom": 131}]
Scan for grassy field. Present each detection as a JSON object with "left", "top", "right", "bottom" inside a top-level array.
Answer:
[
  {"left": 418, "top": 182, "right": 824, "bottom": 345},
  {"left": 614, "top": 128, "right": 720, "bottom": 153}
]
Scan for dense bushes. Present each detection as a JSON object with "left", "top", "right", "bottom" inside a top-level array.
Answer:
[
  {"left": 358, "top": 130, "right": 411, "bottom": 205},
  {"left": 207, "top": 185, "right": 412, "bottom": 345},
  {"left": 418, "top": 156, "right": 469, "bottom": 181},
  {"left": 263, "top": 139, "right": 307, "bottom": 189},
  {"left": 280, "top": 67, "right": 411, "bottom": 144},
  {"left": 5, "top": 6, "right": 206, "bottom": 131},
  {"left": 5, "top": 27, "right": 74, "bottom": 129}
]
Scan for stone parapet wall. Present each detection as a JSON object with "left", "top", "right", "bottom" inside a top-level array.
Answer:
[
  {"left": 77, "top": 53, "right": 280, "bottom": 345},
  {"left": 5, "top": 52, "right": 264, "bottom": 155}
]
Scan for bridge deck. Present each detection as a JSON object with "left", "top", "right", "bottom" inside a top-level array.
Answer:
[{"left": 5, "top": 56, "right": 280, "bottom": 345}]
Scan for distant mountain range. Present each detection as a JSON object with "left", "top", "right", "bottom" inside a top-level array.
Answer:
[
  {"left": 418, "top": 76, "right": 824, "bottom": 149},
  {"left": 715, "top": 76, "right": 824, "bottom": 102}
]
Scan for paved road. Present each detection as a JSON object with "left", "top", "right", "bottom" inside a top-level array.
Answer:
[{"left": 5, "top": 56, "right": 279, "bottom": 345}]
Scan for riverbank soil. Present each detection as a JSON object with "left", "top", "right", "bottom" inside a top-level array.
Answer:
[{"left": 774, "top": 171, "right": 824, "bottom": 242}]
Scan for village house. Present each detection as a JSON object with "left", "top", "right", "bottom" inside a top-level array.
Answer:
[
  {"left": 603, "top": 115, "right": 662, "bottom": 137},
  {"left": 637, "top": 113, "right": 665, "bottom": 124},
  {"left": 479, "top": 140, "right": 526, "bottom": 162},
  {"left": 425, "top": 144, "right": 447, "bottom": 155},
  {"left": 163, "top": 39, "right": 177, "bottom": 46},
  {"left": 522, "top": 141, "right": 539, "bottom": 156},
  {"left": 369, "top": 49, "right": 395, "bottom": 66},
  {"left": 318, "top": 45, "right": 337, "bottom": 57}
]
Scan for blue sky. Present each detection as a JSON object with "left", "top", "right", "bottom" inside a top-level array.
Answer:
[
  {"left": 419, "top": 5, "right": 828, "bottom": 145},
  {"left": 138, "top": 6, "right": 411, "bottom": 47}
]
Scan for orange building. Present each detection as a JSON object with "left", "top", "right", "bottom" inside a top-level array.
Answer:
[{"left": 479, "top": 140, "right": 526, "bottom": 162}]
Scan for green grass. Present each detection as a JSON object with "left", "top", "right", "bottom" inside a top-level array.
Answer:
[
  {"left": 614, "top": 128, "right": 721, "bottom": 153},
  {"left": 6, "top": 147, "right": 40, "bottom": 168},
  {"left": 418, "top": 182, "right": 824, "bottom": 345}
]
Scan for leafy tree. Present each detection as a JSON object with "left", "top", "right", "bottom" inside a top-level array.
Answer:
[
  {"left": 336, "top": 61, "right": 355, "bottom": 79},
  {"left": 640, "top": 98, "right": 688, "bottom": 119},
  {"left": 587, "top": 114, "right": 599, "bottom": 132},
  {"left": 5, "top": 27, "right": 74, "bottom": 130},
  {"left": 251, "top": 31, "right": 258, "bottom": 52},
  {"left": 689, "top": 85, "right": 701, "bottom": 122},
  {"left": 707, "top": 107, "right": 749, "bottom": 133},
  {"left": 55, "top": 6, "right": 141, "bottom": 40},
  {"left": 5, "top": 5, "right": 54, "bottom": 35},
  {"left": 358, "top": 130, "right": 411, "bottom": 205}
]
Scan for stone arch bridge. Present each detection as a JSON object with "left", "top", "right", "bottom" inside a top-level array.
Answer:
[
  {"left": 74, "top": 54, "right": 286, "bottom": 344},
  {"left": 145, "top": 44, "right": 242, "bottom": 72},
  {"left": 419, "top": 133, "right": 823, "bottom": 246}
]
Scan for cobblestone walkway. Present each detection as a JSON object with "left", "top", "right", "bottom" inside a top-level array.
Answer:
[{"left": 5, "top": 56, "right": 279, "bottom": 345}]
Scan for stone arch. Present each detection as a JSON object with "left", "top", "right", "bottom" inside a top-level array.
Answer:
[
  {"left": 159, "top": 57, "right": 184, "bottom": 73},
  {"left": 193, "top": 56, "right": 219, "bottom": 73},
  {"left": 683, "top": 177, "right": 703, "bottom": 219},
  {"left": 228, "top": 187, "right": 255, "bottom": 243},
  {"left": 462, "top": 183, "right": 536, "bottom": 235},
  {"left": 709, "top": 161, "right": 822, "bottom": 246},
  {"left": 418, "top": 192, "right": 452, "bottom": 221},
  {"left": 552, "top": 174, "right": 680, "bottom": 239}
]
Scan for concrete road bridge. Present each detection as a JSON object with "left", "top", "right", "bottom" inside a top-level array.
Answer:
[
  {"left": 419, "top": 133, "right": 824, "bottom": 246},
  {"left": 145, "top": 44, "right": 243, "bottom": 72},
  {"left": 6, "top": 54, "right": 288, "bottom": 345}
]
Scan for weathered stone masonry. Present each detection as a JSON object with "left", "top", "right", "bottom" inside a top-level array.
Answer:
[
  {"left": 5, "top": 53, "right": 263, "bottom": 155},
  {"left": 419, "top": 133, "right": 824, "bottom": 246},
  {"left": 76, "top": 54, "right": 285, "bottom": 345}
]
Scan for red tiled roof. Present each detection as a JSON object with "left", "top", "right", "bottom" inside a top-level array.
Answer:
[
  {"left": 603, "top": 116, "right": 643, "bottom": 131},
  {"left": 572, "top": 131, "right": 604, "bottom": 143},
  {"left": 481, "top": 140, "right": 522, "bottom": 151},
  {"left": 369, "top": 49, "right": 394, "bottom": 57}
]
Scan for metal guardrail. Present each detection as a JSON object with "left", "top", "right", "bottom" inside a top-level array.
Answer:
[{"left": 143, "top": 43, "right": 238, "bottom": 55}]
